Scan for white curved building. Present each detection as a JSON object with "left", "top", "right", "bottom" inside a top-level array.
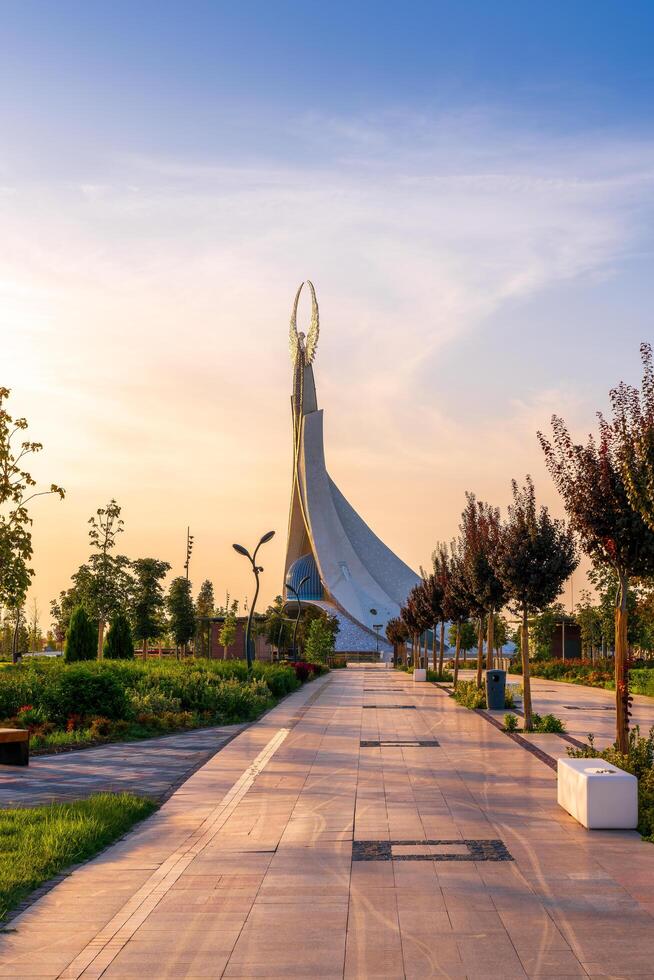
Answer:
[{"left": 284, "top": 282, "right": 419, "bottom": 654}]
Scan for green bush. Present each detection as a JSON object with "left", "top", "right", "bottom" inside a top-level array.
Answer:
[
  {"left": 568, "top": 726, "right": 654, "bottom": 840},
  {"left": 452, "top": 679, "right": 515, "bottom": 710},
  {"left": 504, "top": 713, "right": 519, "bottom": 732},
  {"left": 427, "top": 669, "right": 453, "bottom": 683},
  {"left": 0, "top": 658, "right": 311, "bottom": 750},
  {"left": 631, "top": 669, "right": 654, "bottom": 698},
  {"left": 103, "top": 612, "right": 134, "bottom": 660},
  {"left": 532, "top": 712, "right": 566, "bottom": 733},
  {"left": 64, "top": 607, "right": 97, "bottom": 662}
]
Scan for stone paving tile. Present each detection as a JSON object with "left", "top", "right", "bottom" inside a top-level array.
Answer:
[{"left": 4, "top": 666, "right": 654, "bottom": 979}]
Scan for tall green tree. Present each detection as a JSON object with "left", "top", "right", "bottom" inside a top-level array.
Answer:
[
  {"left": 195, "top": 579, "right": 215, "bottom": 658},
  {"left": 218, "top": 603, "right": 238, "bottom": 659},
  {"left": 131, "top": 558, "right": 171, "bottom": 656},
  {"left": 259, "top": 596, "right": 294, "bottom": 655},
  {"left": 103, "top": 611, "right": 135, "bottom": 659},
  {"left": 540, "top": 411, "right": 654, "bottom": 752},
  {"left": 0, "top": 387, "right": 64, "bottom": 661},
  {"left": 166, "top": 576, "right": 195, "bottom": 654},
  {"left": 575, "top": 590, "right": 604, "bottom": 659},
  {"left": 304, "top": 617, "right": 335, "bottom": 664},
  {"left": 492, "top": 476, "right": 578, "bottom": 730},
  {"left": 64, "top": 606, "right": 97, "bottom": 662},
  {"left": 85, "top": 500, "right": 132, "bottom": 659}
]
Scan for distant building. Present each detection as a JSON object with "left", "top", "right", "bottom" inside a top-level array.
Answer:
[{"left": 197, "top": 616, "right": 274, "bottom": 661}]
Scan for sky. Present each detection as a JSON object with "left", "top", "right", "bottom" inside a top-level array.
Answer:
[{"left": 2, "top": 1, "right": 654, "bottom": 627}]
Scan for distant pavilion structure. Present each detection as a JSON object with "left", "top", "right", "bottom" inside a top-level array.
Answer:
[{"left": 284, "top": 282, "right": 420, "bottom": 656}]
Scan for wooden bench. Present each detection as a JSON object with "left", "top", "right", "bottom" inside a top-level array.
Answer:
[{"left": 0, "top": 728, "right": 29, "bottom": 766}]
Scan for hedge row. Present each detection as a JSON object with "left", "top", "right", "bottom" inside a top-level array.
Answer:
[{"left": 0, "top": 659, "right": 306, "bottom": 728}]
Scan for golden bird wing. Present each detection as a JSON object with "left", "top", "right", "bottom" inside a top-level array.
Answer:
[
  {"left": 304, "top": 280, "right": 319, "bottom": 364},
  {"left": 289, "top": 282, "right": 303, "bottom": 363}
]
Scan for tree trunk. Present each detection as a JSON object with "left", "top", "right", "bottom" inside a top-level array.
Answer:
[
  {"left": 142, "top": 638, "right": 147, "bottom": 659},
  {"left": 432, "top": 623, "right": 437, "bottom": 673},
  {"left": 521, "top": 605, "right": 533, "bottom": 731},
  {"left": 475, "top": 618, "right": 484, "bottom": 689},
  {"left": 97, "top": 620, "right": 105, "bottom": 660},
  {"left": 439, "top": 620, "right": 445, "bottom": 676},
  {"left": 453, "top": 621, "right": 461, "bottom": 688},
  {"left": 413, "top": 635, "right": 419, "bottom": 669},
  {"left": 486, "top": 610, "right": 494, "bottom": 670},
  {"left": 615, "top": 572, "right": 630, "bottom": 754},
  {"left": 463, "top": 647, "right": 467, "bottom": 665},
  {"left": 11, "top": 608, "right": 20, "bottom": 664}
]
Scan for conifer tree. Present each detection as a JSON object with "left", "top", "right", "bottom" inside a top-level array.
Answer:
[
  {"left": 64, "top": 606, "right": 97, "bottom": 662},
  {"left": 103, "top": 610, "right": 135, "bottom": 660}
]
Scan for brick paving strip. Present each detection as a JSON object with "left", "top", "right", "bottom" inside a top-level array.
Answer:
[
  {"left": 0, "top": 725, "right": 249, "bottom": 808},
  {"left": 3, "top": 667, "right": 654, "bottom": 978}
]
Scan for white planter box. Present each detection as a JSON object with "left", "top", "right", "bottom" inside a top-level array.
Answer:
[
  {"left": 557, "top": 757, "right": 638, "bottom": 829},
  {"left": 413, "top": 668, "right": 427, "bottom": 683}
]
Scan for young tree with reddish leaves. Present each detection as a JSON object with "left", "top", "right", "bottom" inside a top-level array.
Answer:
[
  {"left": 611, "top": 343, "right": 654, "bottom": 533},
  {"left": 492, "top": 477, "right": 578, "bottom": 731},
  {"left": 386, "top": 616, "right": 409, "bottom": 666},
  {"left": 431, "top": 543, "right": 451, "bottom": 675},
  {"left": 401, "top": 585, "right": 428, "bottom": 669},
  {"left": 443, "top": 538, "right": 475, "bottom": 688},
  {"left": 417, "top": 570, "right": 444, "bottom": 672},
  {"left": 539, "top": 414, "right": 654, "bottom": 752},
  {"left": 459, "top": 493, "right": 505, "bottom": 688}
]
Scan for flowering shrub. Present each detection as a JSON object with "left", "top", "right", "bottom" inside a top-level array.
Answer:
[{"left": 0, "top": 657, "right": 322, "bottom": 753}]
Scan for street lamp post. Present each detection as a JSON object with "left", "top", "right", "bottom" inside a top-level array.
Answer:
[
  {"left": 232, "top": 530, "right": 275, "bottom": 669},
  {"left": 184, "top": 527, "right": 194, "bottom": 579},
  {"left": 285, "top": 575, "right": 310, "bottom": 660},
  {"left": 369, "top": 608, "right": 383, "bottom": 659}
]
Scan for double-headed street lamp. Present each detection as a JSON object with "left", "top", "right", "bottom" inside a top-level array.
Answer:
[
  {"left": 232, "top": 530, "right": 275, "bottom": 669},
  {"left": 286, "top": 574, "right": 310, "bottom": 660}
]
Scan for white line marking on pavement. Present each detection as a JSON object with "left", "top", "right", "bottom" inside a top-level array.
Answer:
[{"left": 59, "top": 727, "right": 290, "bottom": 980}]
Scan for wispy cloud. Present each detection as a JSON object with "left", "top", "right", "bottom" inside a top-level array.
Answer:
[{"left": 2, "top": 111, "right": 653, "bottom": 608}]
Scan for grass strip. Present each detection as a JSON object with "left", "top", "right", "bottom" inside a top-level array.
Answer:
[{"left": 0, "top": 792, "right": 156, "bottom": 922}]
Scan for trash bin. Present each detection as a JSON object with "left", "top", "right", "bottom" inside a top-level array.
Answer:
[{"left": 485, "top": 669, "right": 506, "bottom": 710}]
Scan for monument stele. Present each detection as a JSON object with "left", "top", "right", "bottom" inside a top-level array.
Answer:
[{"left": 284, "top": 281, "right": 419, "bottom": 655}]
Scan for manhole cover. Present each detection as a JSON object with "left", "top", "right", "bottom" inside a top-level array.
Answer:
[
  {"left": 362, "top": 705, "right": 417, "bottom": 710},
  {"left": 563, "top": 705, "right": 612, "bottom": 711},
  {"left": 360, "top": 739, "right": 439, "bottom": 747},
  {"left": 352, "top": 839, "right": 513, "bottom": 862}
]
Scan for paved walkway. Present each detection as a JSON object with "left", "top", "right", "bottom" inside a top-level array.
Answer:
[
  {"left": 458, "top": 670, "right": 654, "bottom": 750},
  {"left": 0, "top": 725, "right": 246, "bottom": 808},
  {"left": 3, "top": 666, "right": 654, "bottom": 978}
]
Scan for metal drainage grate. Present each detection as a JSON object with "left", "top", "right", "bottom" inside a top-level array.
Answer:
[
  {"left": 362, "top": 705, "right": 417, "bottom": 710},
  {"left": 360, "top": 739, "right": 439, "bottom": 748},
  {"left": 352, "top": 839, "right": 513, "bottom": 862},
  {"left": 563, "top": 705, "right": 612, "bottom": 711}
]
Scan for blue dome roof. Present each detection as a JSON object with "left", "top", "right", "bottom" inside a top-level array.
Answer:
[{"left": 285, "top": 553, "right": 323, "bottom": 601}]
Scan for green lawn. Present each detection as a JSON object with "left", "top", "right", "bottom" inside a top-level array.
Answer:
[{"left": 0, "top": 792, "right": 156, "bottom": 922}]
